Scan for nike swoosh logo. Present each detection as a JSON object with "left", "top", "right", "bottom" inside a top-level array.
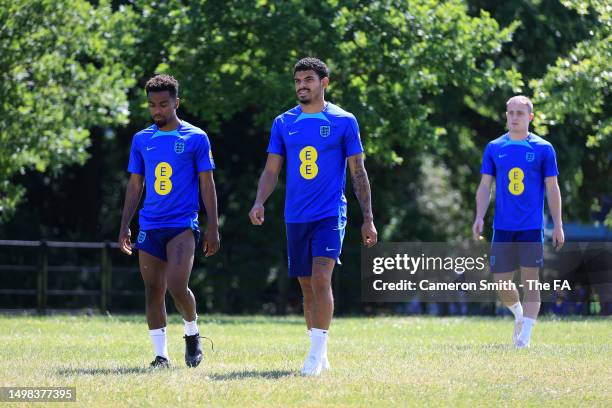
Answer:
[
  {"left": 325, "top": 247, "right": 336, "bottom": 251},
  {"left": 147, "top": 146, "right": 156, "bottom": 151},
  {"left": 498, "top": 154, "right": 507, "bottom": 158},
  {"left": 289, "top": 131, "right": 298, "bottom": 135}
]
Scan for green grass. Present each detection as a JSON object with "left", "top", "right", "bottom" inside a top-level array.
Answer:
[{"left": 0, "top": 314, "right": 610, "bottom": 407}]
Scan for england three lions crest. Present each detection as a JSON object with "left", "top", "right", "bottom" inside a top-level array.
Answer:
[
  {"left": 320, "top": 126, "right": 330, "bottom": 137},
  {"left": 174, "top": 140, "right": 185, "bottom": 154}
]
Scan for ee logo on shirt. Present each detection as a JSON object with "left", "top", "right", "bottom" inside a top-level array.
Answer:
[
  {"left": 154, "top": 162, "right": 173, "bottom": 195},
  {"left": 299, "top": 146, "right": 319, "bottom": 180},
  {"left": 508, "top": 167, "right": 525, "bottom": 196}
]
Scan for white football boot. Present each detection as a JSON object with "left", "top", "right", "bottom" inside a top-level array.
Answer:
[{"left": 301, "top": 354, "right": 322, "bottom": 376}]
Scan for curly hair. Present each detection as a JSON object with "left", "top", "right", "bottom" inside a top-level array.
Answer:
[
  {"left": 145, "top": 74, "right": 179, "bottom": 99},
  {"left": 293, "top": 57, "right": 329, "bottom": 79}
]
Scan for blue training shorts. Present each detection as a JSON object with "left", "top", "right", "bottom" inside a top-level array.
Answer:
[
  {"left": 490, "top": 229, "right": 544, "bottom": 273},
  {"left": 134, "top": 227, "right": 200, "bottom": 262},
  {"left": 285, "top": 216, "right": 346, "bottom": 278}
]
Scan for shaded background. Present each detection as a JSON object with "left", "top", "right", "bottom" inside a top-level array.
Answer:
[{"left": 0, "top": 0, "right": 610, "bottom": 314}]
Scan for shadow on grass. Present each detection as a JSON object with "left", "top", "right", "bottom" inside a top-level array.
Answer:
[
  {"left": 57, "top": 366, "right": 150, "bottom": 376},
  {"left": 100, "top": 315, "right": 306, "bottom": 327},
  {"left": 447, "top": 343, "right": 513, "bottom": 351},
  {"left": 201, "top": 317, "right": 304, "bottom": 326},
  {"left": 208, "top": 369, "right": 294, "bottom": 381}
]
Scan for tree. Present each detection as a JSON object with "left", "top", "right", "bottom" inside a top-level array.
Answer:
[
  {"left": 0, "top": 0, "right": 135, "bottom": 221},
  {"left": 531, "top": 0, "right": 611, "bottom": 225},
  {"left": 463, "top": 0, "right": 610, "bottom": 228},
  {"left": 121, "top": 0, "right": 519, "bottom": 243},
  {"left": 3, "top": 0, "right": 608, "bottom": 312},
  {"left": 98, "top": 0, "right": 522, "bottom": 312}
]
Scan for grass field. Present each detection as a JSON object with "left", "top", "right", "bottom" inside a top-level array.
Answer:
[{"left": 1, "top": 314, "right": 610, "bottom": 407}]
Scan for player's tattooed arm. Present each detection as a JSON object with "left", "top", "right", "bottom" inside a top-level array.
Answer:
[
  {"left": 348, "top": 154, "right": 377, "bottom": 247},
  {"left": 348, "top": 154, "right": 373, "bottom": 221},
  {"left": 118, "top": 173, "right": 144, "bottom": 255}
]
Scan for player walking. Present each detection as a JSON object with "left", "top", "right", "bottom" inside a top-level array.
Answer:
[
  {"left": 473, "top": 95, "right": 564, "bottom": 348},
  {"left": 118, "top": 74, "right": 220, "bottom": 367},
  {"left": 249, "top": 58, "right": 378, "bottom": 375}
]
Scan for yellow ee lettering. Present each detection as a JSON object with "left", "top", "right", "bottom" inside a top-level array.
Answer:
[
  {"left": 508, "top": 167, "right": 525, "bottom": 196},
  {"left": 299, "top": 146, "right": 319, "bottom": 180},
  {"left": 154, "top": 162, "right": 173, "bottom": 195}
]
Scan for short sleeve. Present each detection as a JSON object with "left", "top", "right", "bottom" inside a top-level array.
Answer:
[
  {"left": 480, "top": 143, "right": 495, "bottom": 176},
  {"left": 195, "top": 133, "right": 215, "bottom": 172},
  {"left": 127, "top": 136, "right": 144, "bottom": 175},
  {"left": 542, "top": 144, "right": 559, "bottom": 177},
  {"left": 344, "top": 115, "right": 364, "bottom": 157},
  {"left": 267, "top": 118, "right": 286, "bottom": 157}
]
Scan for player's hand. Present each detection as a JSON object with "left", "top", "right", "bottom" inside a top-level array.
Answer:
[
  {"left": 118, "top": 227, "right": 132, "bottom": 255},
  {"left": 472, "top": 218, "right": 484, "bottom": 242},
  {"left": 552, "top": 225, "right": 565, "bottom": 251},
  {"left": 203, "top": 226, "right": 220, "bottom": 257},
  {"left": 249, "top": 203, "right": 265, "bottom": 225},
  {"left": 362, "top": 219, "right": 378, "bottom": 248},
  {"left": 472, "top": 218, "right": 484, "bottom": 241}
]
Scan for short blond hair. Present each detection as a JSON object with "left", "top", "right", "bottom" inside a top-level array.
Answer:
[{"left": 506, "top": 95, "right": 533, "bottom": 113}]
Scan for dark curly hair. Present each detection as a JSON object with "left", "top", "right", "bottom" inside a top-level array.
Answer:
[
  {"left": 145, "top": 74, "right": 179, "bottom": 99},
  {"left": 293, "top": 57, "right": 329, "bottom": 79}
]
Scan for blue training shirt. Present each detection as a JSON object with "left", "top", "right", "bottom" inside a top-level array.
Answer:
[
  {"left": 267, "top": 103, "right": 364, "bottom": 223},
  {"left": 127, "top": 121, "right": 215, "bottom": 230},
  {"left": 480, "top": 132, "right": 558, "bottom": 231}
]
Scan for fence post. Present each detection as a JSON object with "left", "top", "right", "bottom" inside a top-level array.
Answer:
[
  {"left": 100, "top": 242, "right": 112, "bottom": 313},
  {"left": 37, "top": 241, "right": 48, "bottom": 314}
]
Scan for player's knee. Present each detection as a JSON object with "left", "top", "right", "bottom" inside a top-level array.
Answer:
[
  {"left": 166, "top": 279, "right": 188, "bottom": 299},
  {"left": 299, "top": 278, "right": 313, "bottom": 293},
  {"left": 310, "top": 275, "right": 332, "bottom": 295},
  {"left": 495, "top": 276, "right": 512, "bottom": 285},
  {"left": 496, "top": 289, "right": 510, "bottom": 299},
  {"left": 524, "top": 290, "right": 541, "bottom": 303},
  {"left": 144, "top": 281, "right": 165, "bottom": 300}
]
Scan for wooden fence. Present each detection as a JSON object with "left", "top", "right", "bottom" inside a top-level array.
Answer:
[{"left": 0, "top": 240, "right": 139, "bottom": 313}]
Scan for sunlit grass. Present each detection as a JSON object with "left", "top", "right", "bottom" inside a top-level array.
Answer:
[{"left": 1, "top": 314, "right": 610, "bottom": 407}]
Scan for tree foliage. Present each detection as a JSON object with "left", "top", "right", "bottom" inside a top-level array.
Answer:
[
  {"left": 120, "top": 0, "right": 521, "bottom": 244},
  {"left": 135, "top": 0, "right": 519, "bottom": 162},
  {"left": 465, "top": 0, "right": 610, "bottom": 227},
  {"left": 0, "top": 0, "right": 135, "bottom": 220},
  {"left": 0, "top": 0, "right": 610, "bottom": 311},
  {"left": 531, "top": 0, "right": 611, "bottom": 225}
]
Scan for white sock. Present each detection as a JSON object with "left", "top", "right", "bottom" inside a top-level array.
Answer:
[
  {"left": 508, "top": 302, "right": 523, "bottom": 322},
  {"left": 309, "top": 328, "right": 328, "bottom": 360},
  {"left": 518, "top": 317, "right": 536, "bottom": 344},
  {"left": 149, "top": 327, "right": 168, "bottom": 359},
  {"left": 184, "top": 316, "right": 199, "bottom": 336},
  {"left": 307, "top": 328, "right": 327, "bottom": 359}
]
